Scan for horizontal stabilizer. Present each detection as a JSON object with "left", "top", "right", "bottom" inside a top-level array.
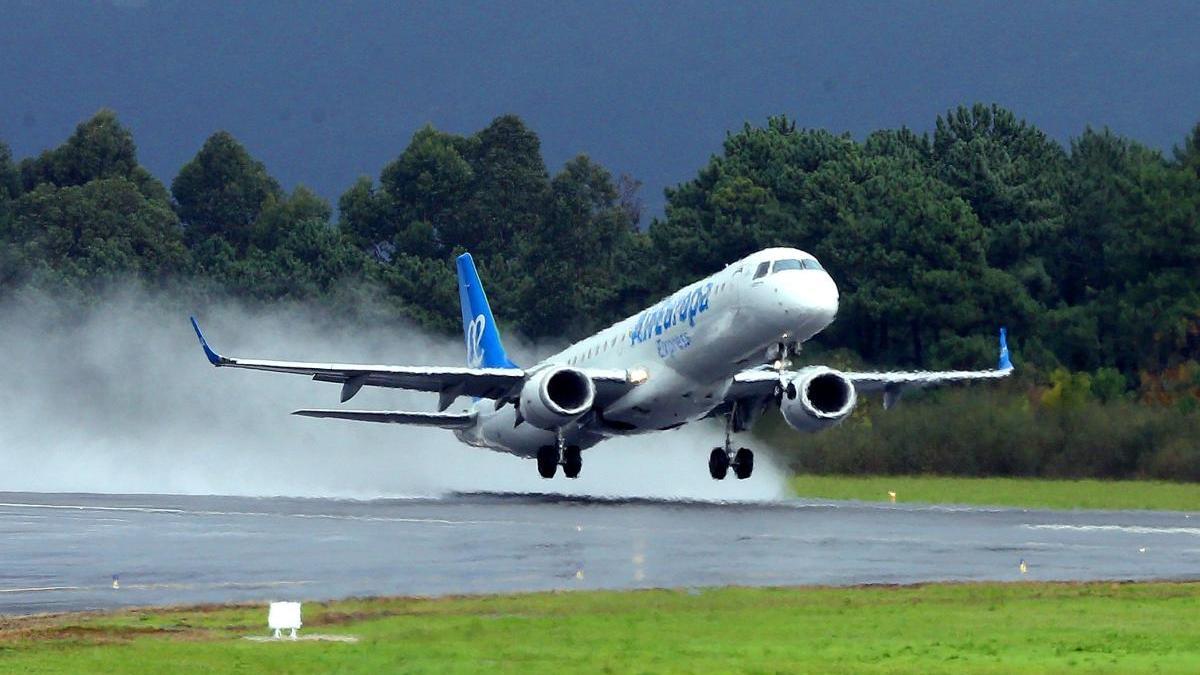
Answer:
[{"left": 292, "top": 409, "right": 477, "bottom": 429}]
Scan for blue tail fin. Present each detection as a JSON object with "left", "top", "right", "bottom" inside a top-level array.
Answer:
[{"left": 456, "top": 253, "right": 516, "bottom": 369}]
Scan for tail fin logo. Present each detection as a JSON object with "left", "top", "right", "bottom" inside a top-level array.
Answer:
[{"left": 466, "top": 314, "right": 487, "bottom": 368}]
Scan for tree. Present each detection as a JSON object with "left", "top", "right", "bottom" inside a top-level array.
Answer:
[
  {"left": 18, "top": 110, "right": 169, "bottom": 202},
  {"left": 1052, "top": 128, "right": 1200, "bottom": 374},
  {"left": 379, "top": 125, "right": 475, "bottom": 254},
  {"left": 338, "top": 176, "right": 398, "bottom": 259},
  {"left": 815, "top": 155, "right": 995, "bottom": 366},
  {"left": 222, "top": 217, "right": 365, "bottom": 301},
  {"left": 373, "top": 253, "right": 459, "bottom": 333},
  {"left": 172, "top": 131, "right": 282, "bottom": 247},
  {"left": 253, "top": 185, "right": 332, "bottom": 251},
  {"left": 459, "top": 115, "right": 550, "bottom": 254},
  {"left": 0, "top": 141, "right": 20, "bottom": 289},
  {"left": 0, "top": 141, "right": 19, "bottom": 205},
  {"left": 1175, "top": 121, "right": 1200, "bottom": 179},
  {"left": 518, "top": 155, "right": 642, "bottom": 337},
  {"left": 932, "top": 104, "right": 1066, "bottom": 306},
  {"left": 7, "top": 177, "right": 188, "bottom": 288},
  {"left": 337, "top": 115, "right": 584, "bottom": 339},
  {"left": 650, "top": 120, "right": 859, "bottom": 290}
]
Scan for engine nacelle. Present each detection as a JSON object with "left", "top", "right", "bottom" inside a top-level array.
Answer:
[
  {"left": 779, "top": 366, "right": 857, "bottom": 432},
  {"left": 518, "top": 366, "right": 595, "bottom": 430}
]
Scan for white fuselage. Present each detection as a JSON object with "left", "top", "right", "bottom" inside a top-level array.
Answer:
[{"left": 454, "top": 247, "right": 839, "bottom": 457}]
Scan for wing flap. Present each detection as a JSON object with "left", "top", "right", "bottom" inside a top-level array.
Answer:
[{"left": 292, "top": 409, "right": 477, "bottom": 429}]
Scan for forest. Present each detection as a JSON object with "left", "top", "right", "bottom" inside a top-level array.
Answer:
[{"left": 2, "top": 105, "right": 1198, "bottom": 480}]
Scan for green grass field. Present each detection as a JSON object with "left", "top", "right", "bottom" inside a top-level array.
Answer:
[
  {"left": 791, "top": 474, "right": 1200, "bottom": 511},
  {"left": 2, "top": 583, "right": 1198, "bottom": 673}
]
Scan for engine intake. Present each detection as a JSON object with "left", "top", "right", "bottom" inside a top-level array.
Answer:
[
  {"left": 779, "top": 366, "right": 857, "bottom": 432},
  {"left": 518, "top": 366, "right": 595, "bottom": 430}
]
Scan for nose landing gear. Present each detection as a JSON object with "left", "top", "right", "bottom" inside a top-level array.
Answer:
[{"left": 767, "top": 339, "right": 800, "bottom": 370}]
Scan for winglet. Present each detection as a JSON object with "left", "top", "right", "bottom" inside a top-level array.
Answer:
[
  {"left": 998, "top": 327, "right": 1013, "bottom": 371},
  {"left": 190, "top": 316, "right": 223, "bottom": 366}
]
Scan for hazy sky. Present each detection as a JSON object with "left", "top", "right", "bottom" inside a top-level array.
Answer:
[{"left": 3, "top": 1, "right": 1198, "bottom": 219}]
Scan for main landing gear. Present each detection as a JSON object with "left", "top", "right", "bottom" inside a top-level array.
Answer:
[
  {"left": 536, "top": 434, "right": 582, "bottom": 479},
  {"left": 709, "top": 411, "right": 754, "bottom": 480}
]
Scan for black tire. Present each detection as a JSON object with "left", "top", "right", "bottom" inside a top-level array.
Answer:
[
  {"left": 563, "top": 445, "right": 583, "bottom": 479},
  {"left": 536, "top": 446, "right": 558, "bottom": 479},
  {"left": 734, "top": 448, "right": 754, "bottom": 479},
  {"left": 708, "top": 447, "right": 729, "bottom": 480}
]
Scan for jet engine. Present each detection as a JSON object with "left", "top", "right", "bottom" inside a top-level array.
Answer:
[
  {"left": 518, "top": 366, "right": 595, "bottom": 430},
  {"left": 779, "top": 366, "right": 857, "bottom": 432}
]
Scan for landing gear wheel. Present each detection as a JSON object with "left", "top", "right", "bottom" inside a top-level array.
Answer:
[
  {"left": 563, "top": 445, "right": 582, "bottom": 479},
  {"left": 536, "top": 446, "right": 558, "bottom": 478},
  {"left": 708, "top": 447, "right": 730, "bottom": 480},
  {"left": 733, "top": 448, "right": 754, "bottom": 480}
]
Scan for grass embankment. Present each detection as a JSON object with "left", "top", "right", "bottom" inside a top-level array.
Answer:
[
  {"left": 2, "top": 583, "right": 1199, "bottom": 673},
  {"left": 792, "top": 474, "right": 1200, "bottom": 511}
]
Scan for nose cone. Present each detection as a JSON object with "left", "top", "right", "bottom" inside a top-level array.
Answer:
[
  {"left": 804, "top": 272, "right": 839, "bottom": 327},
  {"left": 770, "top": 270, "right": 838, "bottom": 333}
]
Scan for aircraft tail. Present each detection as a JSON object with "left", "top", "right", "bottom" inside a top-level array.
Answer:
[{"left": 456, "top": 252, "right": 516, "bottom": 368}]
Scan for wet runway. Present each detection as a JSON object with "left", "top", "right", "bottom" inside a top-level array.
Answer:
[{"left": 1, "top": 491, "right": 1198, "bottom": 615}]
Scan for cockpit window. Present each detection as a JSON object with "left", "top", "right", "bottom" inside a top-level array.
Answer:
[
  {"left": 753, "top": 262, "right": 770, "bottom": 279},
  {"left": 769, "top": 258, "right": 824, "bottom": 273}
]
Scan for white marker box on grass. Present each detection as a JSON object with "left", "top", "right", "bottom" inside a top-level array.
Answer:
[{"left": 268, "top": 601, "right": 302, "bottom": 640}]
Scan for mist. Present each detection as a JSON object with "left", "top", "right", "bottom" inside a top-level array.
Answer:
[{"left": 0, "top": 288, "right": 789, "bottom": 501}]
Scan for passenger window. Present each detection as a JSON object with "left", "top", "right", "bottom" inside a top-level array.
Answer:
[
  {"left": 772, "top": 259, "right": 804, "bottom": 273},
  {"left": 753, "top": 262, "right": 770, "bottom": 279}
]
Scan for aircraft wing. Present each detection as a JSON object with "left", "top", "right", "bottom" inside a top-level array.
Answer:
[
  {"left": 190, "top": 317, "right": 635, "bottom": 407},
  {"left": 726, "top": 328, "right": 1014, "bottom": 409},
  {"left": 844, "top": 327, "right": 1013, "bottom": 400},
  {"left": 292, "top": 409, "right": 478, "bottom": 428},
  {"left": 841, "top": 367, "right": 1011, "bottom": 391}
]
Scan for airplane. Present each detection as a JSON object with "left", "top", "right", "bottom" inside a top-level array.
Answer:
[{"left": 190, "top": 247, "right": 1013, "bottom": 480}]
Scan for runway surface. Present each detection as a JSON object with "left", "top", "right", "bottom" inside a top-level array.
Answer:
[{"left": 1, "top": 491, "right": 1197, "bottom": 615}]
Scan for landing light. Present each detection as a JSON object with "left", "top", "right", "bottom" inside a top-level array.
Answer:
[{"left": 627, "top": 367, "right": 650, "bottom": 385}]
